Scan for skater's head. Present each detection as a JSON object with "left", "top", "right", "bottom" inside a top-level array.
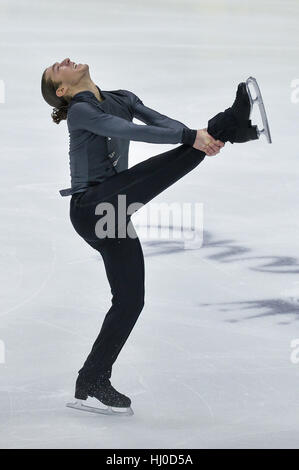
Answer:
[{"left": 41, "top": 58, "right": 90, "bottom": 124}]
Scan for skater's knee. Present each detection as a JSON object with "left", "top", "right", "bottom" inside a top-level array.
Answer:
[
  {"left": 138, "top": 296, "right": 145, "bottom": 312},
  {"left": 130, "top": 294, "right": 145, "bottom": 314},
  {"left": 114, "top": 291, "right": 145, "bottom": 315}
]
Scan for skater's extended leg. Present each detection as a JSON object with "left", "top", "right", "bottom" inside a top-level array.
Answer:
[{"left": 70, "top": 144, "right": 206, "bottom": 241}]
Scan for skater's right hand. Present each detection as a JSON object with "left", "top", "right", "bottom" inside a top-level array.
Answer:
[{"left": 193, "top": 129, "right": 224, "bottom": 156}]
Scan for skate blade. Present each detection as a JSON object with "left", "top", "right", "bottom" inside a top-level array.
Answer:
[
  {"left": 66, "top": 399, "right": 134, "bottom": 417},
  {"left": 245, "top": 76, "right": 272, "bottom": 144}
]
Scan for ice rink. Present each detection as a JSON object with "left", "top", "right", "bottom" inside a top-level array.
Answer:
[{"left": 1, "top": 0, "right": 299, "bottom": 449}]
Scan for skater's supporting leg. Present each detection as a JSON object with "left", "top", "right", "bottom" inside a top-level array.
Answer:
[{"left": 76, "top": 228, "right": 145, "bottom": 384}]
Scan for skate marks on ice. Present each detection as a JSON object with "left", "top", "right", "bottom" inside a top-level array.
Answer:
[
  {"left": 134, "top": 371, "right": 215, "bottom": 435},
  {"left": 198, "top": 231, "right": 299, "bottom": 323},
  {"left": 0, "top": 213, "right": 58, "bottom": 320},
  {"left": 138, "top": 223, "right": 299, "bottom": 274},
  {"left": 0, "top": 391, "right": 13, "bottom": 431},
  {"left": 201, "top": 298, "right": 299, "bottom": 324},
  {"left": 201, "top": 231, "right": 299, "bottom": 274},
  {"left": 137, "top": 224, "right": 299, "bottom": 322}
]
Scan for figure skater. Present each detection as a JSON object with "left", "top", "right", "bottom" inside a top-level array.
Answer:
[{"left": 41, "top": 58, "right": 270, "bottom": 416}]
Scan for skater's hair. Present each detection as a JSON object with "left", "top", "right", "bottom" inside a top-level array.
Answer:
[{"left": 41, "top": 69, "right": 70, "bottom": 124}]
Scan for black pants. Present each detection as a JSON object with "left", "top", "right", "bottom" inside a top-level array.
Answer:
[{"left": 69, "top": 143, "right": 205, "bottom": 385}]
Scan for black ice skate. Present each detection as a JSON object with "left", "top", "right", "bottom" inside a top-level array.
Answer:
[
  {"left": 66, "top": 376, "right": 134, "bottom": 416},
  {"left": 207, "top": 77, "right": 271, "bottom": 144}
]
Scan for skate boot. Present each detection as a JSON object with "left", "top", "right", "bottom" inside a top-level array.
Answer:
[
  {"left": 208, "top": 77, "right": 271, "bottom": 144},
  {"left": 66, "top": 374, "right": 134, "bottom": 416}
]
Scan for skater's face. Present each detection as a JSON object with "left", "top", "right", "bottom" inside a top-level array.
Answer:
[{"left": 45, "top": 58, "right": 89, "bottom": 98}]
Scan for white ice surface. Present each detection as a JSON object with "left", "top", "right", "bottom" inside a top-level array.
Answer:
[{"left": 1, "top": 0, "right": 299, "bottom": 449}]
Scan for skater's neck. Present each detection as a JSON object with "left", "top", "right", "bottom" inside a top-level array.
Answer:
[
  {"left": 72, "top": 82, "right": 104, "bottom": 102},
  {"left": 71, "top": 80, "right": 103, "bottom": 103}
]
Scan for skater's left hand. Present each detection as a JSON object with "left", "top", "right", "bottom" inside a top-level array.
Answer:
[{"left": 193, "top": 129, "right": 225, "bottom": 156}]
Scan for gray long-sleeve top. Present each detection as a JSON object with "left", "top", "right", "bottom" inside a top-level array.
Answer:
[{"left": 59, "top": 86, "right": 197, "bottom": 196}]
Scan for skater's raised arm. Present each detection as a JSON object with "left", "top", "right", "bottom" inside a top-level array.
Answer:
[
  {"left": 122, "top": 89, "right": 224, "bottom": 154},
  {"left": 122, "top": 89, "right": 190, "bottom": 132},
  {"left": 68, "top": 101, "right": 197, "bottom": 145}
]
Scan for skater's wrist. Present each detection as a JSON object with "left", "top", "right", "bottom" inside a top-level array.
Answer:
[{"left": 181, "top": 128, "right": 197, "bottom": 146}]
